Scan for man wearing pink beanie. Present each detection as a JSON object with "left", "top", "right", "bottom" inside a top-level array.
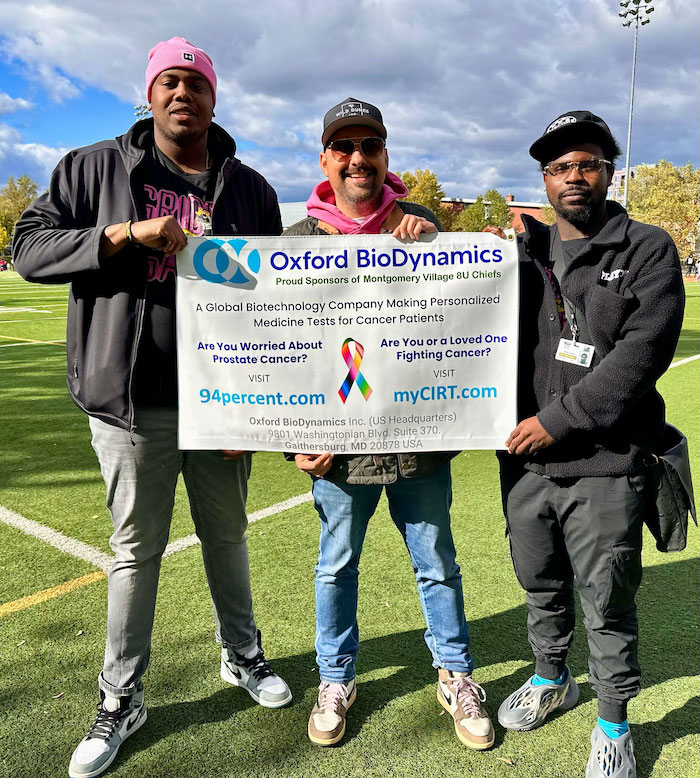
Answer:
[
  {"left": 145, "top": 37, "right": 218, "bottom": 106},
  {"left": 14, "top": 37, "right": 289, "bottom": 778}
]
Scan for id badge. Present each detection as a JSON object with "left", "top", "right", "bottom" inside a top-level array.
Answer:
[{"left": 555, "top": 338, "right": 595, "bottom": 368}]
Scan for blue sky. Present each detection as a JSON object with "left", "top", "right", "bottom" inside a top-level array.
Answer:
[{"left": 0, "top": 0, "right": 697, "bottom": 204}]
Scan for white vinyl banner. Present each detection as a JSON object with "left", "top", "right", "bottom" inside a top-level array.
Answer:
[{"left": 176, "top": 232, "right": 519, "bottom": 453}]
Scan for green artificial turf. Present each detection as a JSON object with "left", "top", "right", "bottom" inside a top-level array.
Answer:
[{"left": 0, "top": 272, "right": 698, "bottom": 778}]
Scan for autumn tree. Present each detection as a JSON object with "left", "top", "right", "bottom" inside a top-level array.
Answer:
[
  {"left": 452, "top": 189, "right": 513, "bottom": 232},
  {"left": 627, "top": 161, "right": 699, "bottom": 257},
  {"left": 538, "top": 204, "right": 557, "bottom": 225},
  {"left": 0, "top": 224, "right": 9, "bottom": 253},
  {"left": 397, "top": 169, "right": 444, "bottom": 213},
  {"left": 396, "top": 168, "right": 459, "bottom": 231},
  {"left": 0, "top": 175, "right": 40, "bottom": 235},
  {"left": 453, "top": 195, "right": 488, "bottom": 232}
]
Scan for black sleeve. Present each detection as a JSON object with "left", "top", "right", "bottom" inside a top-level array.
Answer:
[{"left": 13, "top": 152, "right": 105, "bottom": 284}]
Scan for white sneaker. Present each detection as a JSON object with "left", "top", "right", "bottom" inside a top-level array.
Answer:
[
  {"left": 437, "top": 669, "right": 495, "bottom": 750},
  {"left": 308, "top": 679, "right": 356, "bottom": 746},
  {"left": 68, "top": 686, "right": 146, "bottom": 778},
  {"left": 220, "top": 630, "right": 292, "bottom": 708}
]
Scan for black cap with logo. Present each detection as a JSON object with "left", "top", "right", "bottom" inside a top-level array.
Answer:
[
  {"left": 322, "top": 98, "right": 387, "bottom": 147},
  {"left": 529, "top": 110, "right": 617, "bottom": 163}
]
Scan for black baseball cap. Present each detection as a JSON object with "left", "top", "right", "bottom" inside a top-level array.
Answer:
[
  {"left": 529, "top": 110, "right": 617, "bottom": 163},
  {"left": 321, "top": 98, "right": 387, "bottom": 147}
]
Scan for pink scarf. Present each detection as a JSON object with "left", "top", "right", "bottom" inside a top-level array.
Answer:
[{"left": 306, "top": 171, "right": 408, "bottom": 234}]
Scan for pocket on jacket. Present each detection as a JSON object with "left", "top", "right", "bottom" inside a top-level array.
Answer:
[{"left": 585, "top": 285, "right": 635, "bottom": 347}]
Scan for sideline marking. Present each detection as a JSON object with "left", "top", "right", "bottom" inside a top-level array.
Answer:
[
  {"left": 0, "top": 492, "right": 314, "bottom": 616},
  {"left": 670, "top": 354, "right": 700, "bottom": 368},
  {"left": 0, "top": 334, "right": 65, "bottom": 344},
  {"left": 0, "top": 339, "right": 65, "bottom": 348},
  {"left": 0, "top": 307, "right": 52, "bottom": 314},
  {"left": 162, "top": 491, "right": 314, "bottom": 557},
  {"left": 0, "top": 572, "right": 106, "bottom": 618},
  {"left": 0, "top": 316, "right": 66, "bottom": 324},
  {"left": 0, "top": 506, "right": 114, "bottom": 572}
]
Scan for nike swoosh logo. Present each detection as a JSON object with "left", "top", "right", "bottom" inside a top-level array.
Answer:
[
  {"left": 229, "top": 665, "right": 242, "bottom": 679},
  {"left": 125, "top": 708, "right": 144, "bottom": 732},
  {"left": 442, "top": 689, "right": 452, "bottom": 705}
]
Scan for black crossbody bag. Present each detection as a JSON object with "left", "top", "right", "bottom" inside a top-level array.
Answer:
[{"left": 646, "top": 424, "right": 697, "bottom": 552}]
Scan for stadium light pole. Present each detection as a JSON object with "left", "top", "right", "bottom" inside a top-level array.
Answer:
[
  {"left": 133, "top": 104, "right": 149, "bottom": 118},
  {"left": 619, "top": 0, "right": 655, "bottom": 210}
]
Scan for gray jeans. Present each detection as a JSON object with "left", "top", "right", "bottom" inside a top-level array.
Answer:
[
  {"left": 500, "top": 465, "right": 647, "bottom": 722},
  {"left": 90, "top": 408, "right": 257, "bottom": 697}
]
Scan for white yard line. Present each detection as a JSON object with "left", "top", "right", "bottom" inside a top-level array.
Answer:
[
  {"left": 162, "top": 491, "right": 314, "bottom": 558},
  {"left": 669, "top": 354, "right": 700, "bottom": 368},
  {"left": 0, "top": 340, "right": 65, "bottom": 348},
  {"left": 0, "top": 491, "right": 314, "bottom": 572},
  {"left": 0, "top": 506, "right": 114, "bottom": 573},
  {"left": 0, "top": 288, "right": 69, "bottom": 294},
  {"left": 0, "top": 317, "right": 66, "bottom": 323},
  {"left": 0, "top": 308, "right": 52, "bottom": 314}
]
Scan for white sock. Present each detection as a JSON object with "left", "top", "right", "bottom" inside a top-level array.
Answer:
[
  {"left": 258, "top": 675, "right": 286, "bottom": 693},
  {"left": 240, "top": 644, "right": 285, "bottom": 692},
  {"left": 103, "top": 694, "right": 120, "bottom": 712}
]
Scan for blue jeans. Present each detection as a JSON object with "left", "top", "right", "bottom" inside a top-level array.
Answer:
[{"left": 312, "top": 464, "right": 472, "bottom": 682}]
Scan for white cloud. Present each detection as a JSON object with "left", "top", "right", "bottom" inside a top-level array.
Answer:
[
  {"left": 0, "top": 0, "right": 697, "bottom": 200},
  {"left": 0, "top": 122, "right": 66, "bottom": 184},
  {"left": 0, "top": 92, "right": 32, "bottom": 114},
  {"left": 16, "top": 141, "right": 67, "bottom": 172},
  {"left": 0, "top": 122, "right": 22, "bottom": 149},
  {"left": 29, "top": 63, "right": 81, "bottom": 102}
]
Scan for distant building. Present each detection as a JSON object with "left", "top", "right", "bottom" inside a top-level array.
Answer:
[
  {"left": 281, "top": 193, "right": 551, "bottom": 233},
  {"left": 609, "top": 167, "right": 636, "bottom": 203},
  {"left": 441, "top": 194, "right": 548, "bottom": 233}
]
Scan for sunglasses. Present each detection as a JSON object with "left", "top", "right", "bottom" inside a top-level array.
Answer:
[
  {"left": 325, "top": 136, "right": 386, "bottom": 159},
  {"left": 543, "top": 158, "right": 611, "bottom": 178}
]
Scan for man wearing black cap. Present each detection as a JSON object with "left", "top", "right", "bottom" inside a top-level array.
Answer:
[
  {"left": 495, "top": 111, "right": 684, "bottom": 777},
  {"left": 284, "top": 98, "right": 495, "bottom": 751}
]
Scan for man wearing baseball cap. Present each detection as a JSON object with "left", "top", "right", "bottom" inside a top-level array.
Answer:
[
  {"left": 284, "top": 98, "right": 495, "bottom": 751},
  {"left": 494, "top": 111, "right": 684, "bottom": 777},
  {"left": 14, "top": 37, "right": 289, "bottom": 778}
]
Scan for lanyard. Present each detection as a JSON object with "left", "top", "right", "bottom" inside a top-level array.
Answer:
[{"left": 549, "top": 228, "right": 591, "bottom": 344}]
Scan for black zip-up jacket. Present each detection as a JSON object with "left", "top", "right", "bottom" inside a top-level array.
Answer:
[
  {"left": 503, "top": 202, "right": 684, "bottom": 478},
  {"left": 13, "top": 119, "right": 282, "bottom": 431},
  {"left": 283, "top": 203, "right": 455, "bottom": 485}
]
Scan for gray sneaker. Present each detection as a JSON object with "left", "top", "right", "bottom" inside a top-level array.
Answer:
[
  {"left": 586, "top": 725, "right": 636, "bottom": 778},
  {"left": 68, "top": 686, "right": 146, "bottom": 778},
  {"left": 220, "top": 630, "right": 292, "bottom": 708},
  {"left": 497, "top": 668, "right": 579, "bottom": 731}
]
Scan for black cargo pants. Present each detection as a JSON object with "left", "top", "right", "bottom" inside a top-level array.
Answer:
[{"left": 500, "top": 463, "right": 648, "bottom": 722}]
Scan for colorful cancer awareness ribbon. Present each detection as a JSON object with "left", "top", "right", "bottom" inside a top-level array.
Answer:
[{"left": 338, "top": 338, "right": 372, "bottom": 403}]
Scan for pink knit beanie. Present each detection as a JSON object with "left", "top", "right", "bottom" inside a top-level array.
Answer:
[{"left": 146, "top": 37, "right": 217, "bottom": 105}]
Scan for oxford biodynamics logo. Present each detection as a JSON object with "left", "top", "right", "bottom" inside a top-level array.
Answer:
[{"left": 192, "top": 238, "right": 261, "bottom": 288}]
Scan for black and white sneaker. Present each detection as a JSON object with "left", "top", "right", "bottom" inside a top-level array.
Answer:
[
  {"left": 68, "top": 686, "right": 146, "bottom": 778},
  {"left": 220, "top": 630, "right": 292, "bottom": 708}
]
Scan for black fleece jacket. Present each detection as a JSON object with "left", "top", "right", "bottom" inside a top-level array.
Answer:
[
  {"left": 502, "top": 202, "right": 684, "bottom": 478},
  {"left": 13, "top": 119, "right": 281, "bottom": 431}
]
